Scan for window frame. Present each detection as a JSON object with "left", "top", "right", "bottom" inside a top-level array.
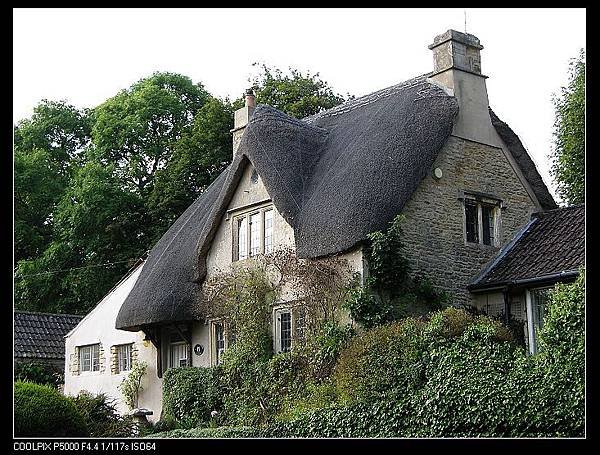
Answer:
[
  {"left": 209, "top": 318, "right": 232, "bottom": 366},
  {"left": 463, "top": 195, "right": 502, "bottom": 247},
  {"left": 232, "top": 204, "right": 275, "bottom": 261},
  {"left": 167, "top": 331, "right": 190, "bottom": 370},
  {"left": 115, "top": 343, "right": 133, "bottom": 374},
  {"left": 273, "top": 303, "right": 308, "bottom": 354},
  {"left": 78, "top": 343, "right": 100, "bottom": 374},
  {"left": 525, "top": 286, "right": 553, "bottom": 355}
]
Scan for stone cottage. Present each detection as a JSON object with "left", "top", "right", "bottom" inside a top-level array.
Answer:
[{"left": 64, "top": 29, "right": 557, "bottom": 419}]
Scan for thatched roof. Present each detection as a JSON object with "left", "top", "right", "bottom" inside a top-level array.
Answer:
[{"left": 116, "top": 75, "right": 554, "bottom": 331}]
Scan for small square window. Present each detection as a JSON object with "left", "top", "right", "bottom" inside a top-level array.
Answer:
[
  {"left": 464, "top": 196, "right": 500, "bottom": 247},
  {"left": 116, "top": 344, "right": 133, "bottom": 374},
  {"left": 79, "top": 344, "right": 100, "bottom": 373}
]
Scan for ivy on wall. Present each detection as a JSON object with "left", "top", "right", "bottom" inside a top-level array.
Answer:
[{"left": 345, "top": 214, "right": 447, "bottom": 328}]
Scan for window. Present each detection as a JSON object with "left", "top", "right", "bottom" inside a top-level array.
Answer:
[
  {"left": 237, "top": 217, "right": 248, "bottom": 260},
  {"left": 79, "top": 344, "right": 100, "bottom": 373},
  {"left": 250, "top": 213, "right": 261, "bottom": 257},
  {"left": 233, "top": 205, "right": 275, "bottom": 261},
  {"left": 210, "top": 320, "right": 233, "bottom": 366},
  {"left": 116, "top": 343, "right": 133, "bottom": 373},
  {"left": 213, "top": 321, "right": 226, "bottom": 365},
  {"left": 264, "top": 209, "right": 273, "bottom": 254},
  {"left": 526, "top": 287, "right": 552, "bottom": 354},
  {"left": 274, "top": 305, "right": 307, "bottom": 354},
  {"left": 464, "top": 196, "right": 500, "bottom": 246},
  {"left": 168, "top": 333, "right": 189, "bottom": 369}
]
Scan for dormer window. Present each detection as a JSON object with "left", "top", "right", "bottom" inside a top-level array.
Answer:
[
  {"left": 464, "top": 195, "right": 501, "bottom": 247},
  {"left": 233, "top": 205, "right": 274, "bottom": 261}
]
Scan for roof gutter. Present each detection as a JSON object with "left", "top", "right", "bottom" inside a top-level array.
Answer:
[{"left": 470, "top": 269, "right": 580, "bottom": 292}]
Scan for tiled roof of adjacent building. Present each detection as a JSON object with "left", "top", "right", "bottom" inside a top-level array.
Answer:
[
  {"left": 14, "top": 311, "right": 83, "bottom": 360},
  {"left": 470, "top": 205, "right": 585, "bottom": 290}
]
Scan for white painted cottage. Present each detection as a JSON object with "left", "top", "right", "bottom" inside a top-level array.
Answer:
[{"left": 63, "top": 260, "right": 163, "bottom": 421}]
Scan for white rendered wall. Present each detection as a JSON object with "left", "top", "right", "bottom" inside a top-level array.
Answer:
[{"left": 63, "top": 264, "right": 163, "bottom": 422}]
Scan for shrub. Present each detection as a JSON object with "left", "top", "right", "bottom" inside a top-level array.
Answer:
[
  {"left": 70, "top": 391, "right": 137, "bottom": 437},
  {"left": 219, "top": 350, "right": 309, "bottom": 426},
  {"left": 14, "top": 381, "right": 87, "bottom": 437},
  {"left": 148, "top": 425, "right": 261, "bottom": 438},
  {"left": 119, "top": 360, "right": 147, "bottom": 410},
  {"left": 333, "top": 317, "right": 426, "bottom": 403},
  {"left": 14, "top": 361, "right": 63, "bottom": 388},
  {"left": 411, "top": 322, "right": 520, "bottom": 437},
  {"left": 162, "top": 366, "right": 222, "bottom": 428}
]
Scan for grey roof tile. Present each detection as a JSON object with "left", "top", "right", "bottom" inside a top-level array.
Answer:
[{"left": 14, "top": 312, "right": 83, "bottom": 360}]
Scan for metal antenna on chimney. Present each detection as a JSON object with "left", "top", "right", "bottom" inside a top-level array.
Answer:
[{"left": 464, "top": 10, "right": 468, "bottom": 34}]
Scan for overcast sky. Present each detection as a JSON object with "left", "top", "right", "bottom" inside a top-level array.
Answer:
[{"left": 13, "top": 8, "right": 586, "bottom": 199}]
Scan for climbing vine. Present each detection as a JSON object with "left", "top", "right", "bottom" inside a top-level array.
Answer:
[{"left": 345, "top": 214, "right": 447, "bottom": 328}]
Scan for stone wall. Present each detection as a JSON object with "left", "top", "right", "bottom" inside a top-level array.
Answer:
[{"left": 399, "top": 135, "right": 538, "bottom": 307}]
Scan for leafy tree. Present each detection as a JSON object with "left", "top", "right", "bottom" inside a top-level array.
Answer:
[
  {"left": 14, "top": 100, "right": 91, "bottom": 262},
  {"left": 14, "top": 149, "right": 67, "bottom": 261},
  {"left": 550, "top": 49, "right": 585, "bottom": 205},
  {"left": 247, "top": 64, "right": 349, "bottom": 119},
  {"left": 14, "top": 162, "right": 147, "bottom": 314},
  {"left": 91, "top": 72, "right": 210, "bottom": 195},
  {"left": 14, "top": 99, "right": 91, "bottom": 171},
  {"left": 147, "top": 97, "right": 234, "bottom": 241}
]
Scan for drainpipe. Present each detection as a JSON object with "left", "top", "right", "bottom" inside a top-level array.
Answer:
[{"left": 502, "top": 287, "right": 511, "bottom": 325}]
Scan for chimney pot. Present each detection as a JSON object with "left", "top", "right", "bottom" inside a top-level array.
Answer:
[{"left": 245, "top": 88, "right": 256, "bottom": 108}]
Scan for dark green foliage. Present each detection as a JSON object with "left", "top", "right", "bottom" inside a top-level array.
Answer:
[
  {"left": 14, "top": 381, "right": 87, "bottom": 437},
  {"left": 271, "top": 277, "right": 585, "bottom": 438},
  {"left": 149, "top": 426, "right": 261, "bottom": 438},
  {"left": 345, "top": 215, "right": 447, "bottom": 328},
  {"left": 248, "top": 64, "right": 348, "bottom": 119},
  {"left": 91, "top": 72, "right": 210, "bottom": 195},
  {"left": 551, "top": 49, "right": 585, "bottom": 205},
  {"left": 162, "top": 367, "right": 222, "bottom": 428},
  {"left": 70, "top": 391, "right": 137, "bottom": 437},
  {"left": 14, "top": 361, "right": 63, "bottom": 388},
  {"left": 153, "top": 276, "right": 584, "bottom": 438}
]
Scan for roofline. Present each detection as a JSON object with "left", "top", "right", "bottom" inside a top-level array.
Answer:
[
  {"left": 532, "top": 203, "right": 585, "bottom": 218},
  {"left": 469, "top": 217, "right": 538, "bottom": 287},
  {"left": 64, "top": 259, "right": 146, "bottom": 338},
  {"left": 14, "top": 310, "right": 84, "bottom": 319},
  {"left": 14, "top": 354, "right": 65, "bottom": 360},
  {"left": 470, "top": 269, "right": 580, "bottom": 292}
]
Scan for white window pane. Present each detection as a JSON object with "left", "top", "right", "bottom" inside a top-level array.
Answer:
[
  {"left": 250, "top": 213, "right": 261, "bottom": 256},
  {"left": 264, "top": 210, "right": 273, "bottom": 254},
  {"left": 238, "top": 217, "right": 248, "bottom": 260}
]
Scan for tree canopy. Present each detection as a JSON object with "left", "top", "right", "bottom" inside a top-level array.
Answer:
[
  {"left": 14, "top": 67, "right": 349, "bottom": 315},
  {"left": 550, "top": 49, "right": 585, "bottom": 206}
]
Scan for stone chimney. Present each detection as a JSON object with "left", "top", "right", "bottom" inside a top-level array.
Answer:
[
  {"left": 232, "top": 88, "right": 256, "bottom": 157},
  {"left": 427, "top": 30, "right": 501, "bottom": 147}
]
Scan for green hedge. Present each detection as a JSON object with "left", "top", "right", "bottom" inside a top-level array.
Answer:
[
  {"left": 14, "top": 361, "right": 63, "bottom": 388},
  {"left": 14, "top": 381, "right": 88, "bottom": 437},
  {"left": 149, "top": 426, "right": 261, "bottom": 438},
  {"left": 268, "top": 275, "right": 586, "bottom": 438},
  {"left": 161, "top": 366, "right": 222, "bottom": 428},
  {"left": 157, "top": 275, "right": 584, "bottom": 438}
]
